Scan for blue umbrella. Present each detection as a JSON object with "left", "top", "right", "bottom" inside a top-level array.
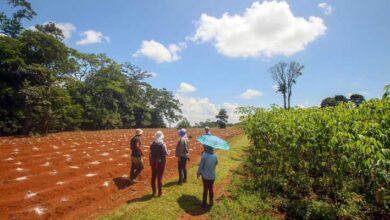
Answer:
[{"left": 197, "top": 135, "right": 230, "bottom": 150}]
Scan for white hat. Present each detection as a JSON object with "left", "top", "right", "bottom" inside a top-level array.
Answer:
[
  {"left": 135, "top": 129, "right": 143, "bottom": 135},
  {"left": 155, "top": 130, "right": 164, "bottom": 143}
]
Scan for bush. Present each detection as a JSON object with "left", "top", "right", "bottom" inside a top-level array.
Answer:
[
  {"left": 305, "top": 201, "right": 336, "bottom": 220},
  {"left": 241, "top": 99, "right": 390, "bottom": 218}
]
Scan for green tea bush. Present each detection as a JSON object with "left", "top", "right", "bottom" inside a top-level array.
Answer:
[{"left": 241, "top": 99, "right": 390, "bottom": 218}]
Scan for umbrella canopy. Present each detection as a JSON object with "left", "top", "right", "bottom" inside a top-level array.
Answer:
[{"left": 197, "top": 135, "right": 230, "bottom": 150}]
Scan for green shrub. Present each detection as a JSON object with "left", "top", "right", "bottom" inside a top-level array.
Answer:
[
  {"left": 241, "top": 99, "right": 390, "bottom": 218},
  {"left": 305, "top": 201, "right": 336, "bottom": 220}
]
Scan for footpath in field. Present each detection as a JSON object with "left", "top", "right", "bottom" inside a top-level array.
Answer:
[{"left": 100, "top": 133, "right": 249, "bottom": 220}]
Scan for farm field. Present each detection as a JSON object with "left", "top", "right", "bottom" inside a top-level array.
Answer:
[{"left": 0, "top": 128, "right": 243, "bottom": 220}]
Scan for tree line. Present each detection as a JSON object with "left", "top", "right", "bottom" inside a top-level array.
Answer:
[
  {"left": 177, "top": 108, "right": 230, "bottom": 129},
  {"left": 0, "top": 0, "right": 182, "bottom": 135}
]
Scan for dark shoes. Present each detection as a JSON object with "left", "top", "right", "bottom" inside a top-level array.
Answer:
[
  {"left": 201, "top": 201, "right": 213, "bottom": 209},
  {"left": 178, "top": 179, "right": 187, "bottom": 185}
]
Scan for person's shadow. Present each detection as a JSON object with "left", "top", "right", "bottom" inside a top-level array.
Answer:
[
  {"left": 126, "top": 194, "right": 154, "bottom": 204},
  {"left": 177, "top": 194, "right": 210, "bottom": 216},
  {"left": 113, "top": 177, "right": 132, "bottom": 190}
]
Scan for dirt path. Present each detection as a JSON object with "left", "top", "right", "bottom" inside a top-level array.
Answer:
[{"left": 0, "top": 128, "right": 242, "bottom": 220}]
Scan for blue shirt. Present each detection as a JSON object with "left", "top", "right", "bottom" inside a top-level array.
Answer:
[{"left": 197, "top": 152, "right": 218, "bottom": 180}]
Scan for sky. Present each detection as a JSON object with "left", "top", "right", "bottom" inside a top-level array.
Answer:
[{"left": 1, "top": 0, "right": 389, "bottom": 124}]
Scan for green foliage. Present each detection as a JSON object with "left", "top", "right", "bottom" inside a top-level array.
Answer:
[
  {"left": 334, "top": 95, "right": 348, "bottom": 105},
  {"left": 192, "top": 119, "right": 219, "bottom": 128},
  {"left": 242, "top": 99, "right": 390, "bottom": 218},
  {"left": 0, "top": 0, "right": 36, "bottom": 37},
  {"left": 349, "top": 93, "right": 365, "bottom": 106},
  {"left": 305, "top": 201, "right": 336, "bottom": 220},
  {"left": 0, "top": 6, "right": 181, "bottom": 135},
  {"left": 321, "top": 97, "right": 336, "bottom": 108},
  {"left": 216, "top": 108, "right": 229, "bottom": 123},
  {"left": 177, "top": 118, "right": 191, "bottom": 128},
  {"left": 383, "top": 84, "right": 390, "bottom": 99}
]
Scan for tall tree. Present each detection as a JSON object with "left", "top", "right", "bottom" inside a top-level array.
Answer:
[
  {"left": 321, "top": 97, "right": 337, "bottom": 108},
  {"left": 349, "top": 94, "right": 365, "bottom": 106},
  {"left": 334, "top": 95, "right": 348, "bottom": 105},
  {"left": 216, "top": 108, "right": 228, "bottom": 128},
  {"left": 270, "top": 62, "right": 304, "bottom": 109},
  {"left": 0, "top": 0, "right": 36, "bottom": 37},
  {"left": 216, "top": 108, "right": 229, "bottom": 123}
]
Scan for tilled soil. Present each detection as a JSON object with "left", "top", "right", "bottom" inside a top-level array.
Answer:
[{"left": 0, "top": 128, "right": 242, "bottom": 220}]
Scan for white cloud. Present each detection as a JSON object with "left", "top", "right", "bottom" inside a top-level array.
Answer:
[
  {"left": 54, "top": 22, "right": 76, "bottom": 40},
  {"left": 240, "top": 89, "right": 263, "bottom": 99},
  {"left": 318, "top": 3, "right": 334, "bottom": 15},
  {"left": 191, "top": 1, "right": 326, "bottom": 58},
  {"left": 29, "top": 22, "right": 76, "bottom": 40},
  {"left": 76, "top": 30, "right": 110, "bottom": 45},
  {"left": 175, "top": 93, "right": 218, "bottom": 124},
  {"left": 272, "top": 84, "right": 279, "bottom": 92},
  {"left": 175, "top": 94, "right": 241, "bottom": 125},
  {"left": 178, "top": 82, "right": 196, "bottom": 94},
  {"left": 133, "top": 40, "right": 185, "bottom": 63}
]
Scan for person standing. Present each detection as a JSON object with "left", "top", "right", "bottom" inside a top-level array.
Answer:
[
  {"left": 176, "top": 128, "right": 189, "bottom": 185},
  {"left": 150, "top": 131, "right": 169, "bottom": 196},
  {"left": 205, "top": 126, "right": 212, "bottom": 135},
  {"left": 201, "top": 127, "right": 212, "bottom": 155},
  {"left": 197, "top": 145, "right": 218, "bottom": 208},
  {"left": 130, "top": 129, "right": 144, "bottom": 184}
]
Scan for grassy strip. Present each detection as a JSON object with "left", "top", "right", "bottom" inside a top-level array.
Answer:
[{"left": 99, "top": 133, "right": 249, "bottom": 220}]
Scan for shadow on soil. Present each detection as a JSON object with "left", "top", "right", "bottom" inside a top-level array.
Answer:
[
  {"left": 177, "top": 194, "right": 210, "bottom": 216},
  {"left": 126, "top": 194, "right": 154, "bottom": 204},
  {"left": 163, "top": 181, "right": 179, "bottom": 188},
  {"left": 113, "top": 177, "right": 133, "bottom": 190}
]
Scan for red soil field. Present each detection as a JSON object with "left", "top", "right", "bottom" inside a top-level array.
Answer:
[{"left": 0, "top": 128, "right": 242, "bottom": 220}]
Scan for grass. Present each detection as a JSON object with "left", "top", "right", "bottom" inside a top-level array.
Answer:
[{"left": 99, "top": 133, "right": 249, "bottom": 220}]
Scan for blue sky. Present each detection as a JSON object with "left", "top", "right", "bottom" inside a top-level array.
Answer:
[{"left": 2, "top": 0, "right": 389, "bottom": 124}]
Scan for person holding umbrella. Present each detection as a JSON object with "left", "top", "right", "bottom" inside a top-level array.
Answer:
[
  {"left": 150, "top": 130, "right": 170, "bottom": 197},
  {"left": 197, "top": 134, "right": 229, "bottom": 208},
  {"left": 176, "top": 128, "right": 189, "bottom": 185},
  {"left": 129, "top": 129, "right": 144, "bottom": 184}
]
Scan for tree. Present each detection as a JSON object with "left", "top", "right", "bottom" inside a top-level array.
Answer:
[
  {"left": 0, "top": 0, "right": 36, "bottom": 37},
  {"left": 349, "top": 94, "right": 365, "bottom": 106},
  {"left": 321, "top": 97, "right": 337, "bottom": 108},
  {"left": 269, "top": 62, "right": 304, "bottom": 109},
  {"left": 35, "top": 22, "right": 64, "bottom": 41},
  {"left": 0, "top": 1, "right": 183, "bottom": 135},
  {"left": 216, "top": 108, "right": 228, "bottom": 128},
  {"left": 177, "top": 118, "right": 191, "bottom": 129},
  {"left": 334, "top": 95, "right": 348, "bottom": 105},
  {"left": 383, "top": 84, "right": 390, "bottom": 99},
  {"left": 216, "top": 108, "right": 228, "bottom": 123}
]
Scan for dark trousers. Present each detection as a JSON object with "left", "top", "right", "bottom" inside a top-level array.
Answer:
[
  {"left": 151, "top": 158, "right": 166, "bottom": 194},
  {"left": 130, "top": 156, "right": 144, "bottom": 180},
  {"left": 178, "top": 157, "right": 187, "bottom": 183},
  {"left": 202, "top": 177, "right": 215, "bottom": 205}
]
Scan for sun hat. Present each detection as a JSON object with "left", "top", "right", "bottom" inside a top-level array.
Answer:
[
  {"left": 135, "top": 129, "right": 143, "bottom": 135},
  {"left": 155, "top": 131, "right": 165, "bottom": 143},
  {"left": 178, "top": 128, "right": 187, "bottom": 137},
  {"left": 205, "top": 126, "right": 210, "bottom": 130}
]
